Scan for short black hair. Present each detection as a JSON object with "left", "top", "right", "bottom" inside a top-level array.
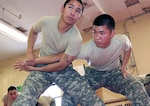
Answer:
[
  {"left": 93, "top": 14, "right": 115, "bottom": 30},
  {"left": 8, "top": 86, "right": 17, "bottom": 92},
  {"left": 63, "top": 0, "right": 84, "bottom": 12}
]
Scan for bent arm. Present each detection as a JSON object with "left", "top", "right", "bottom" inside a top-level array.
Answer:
[
  {"left": 27, "top": 27, "right": 38, "bottom": 55},
  {"left": 34, "top": 52, "right": 64, "bottom": 65},
  {"left": 26, "top": 27, "right": 38, "bottom": 61},
  {"left": 121, "top": 48, "right": 131, "bottom": 71},
  {"left": 120, "top": 47, "right": 132, "bottom": 78},
  {"left": 25, "top": 53, "right": 75, "bottom": 72}
]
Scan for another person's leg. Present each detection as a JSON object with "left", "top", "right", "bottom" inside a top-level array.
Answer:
[
  {"left": 55, "top": 67, "right": 105, "bottom": 106},
  {"left": 144, "top": 74, "right": 150, "bottom": 96},
  {"left": 104, "top": 69, "right": 150, "bottom": 106},
  {"left": 13, "top": 71, "right": 52, "bottom": 106},
  {"left": 61, "top": 93, "right": 76, "bottom": 106},
  {"left": 144, "top": 83, "right": 150, "bottom": 97},
  {"left": 136, "top": 73, "right": 150, "bottom": 97}
]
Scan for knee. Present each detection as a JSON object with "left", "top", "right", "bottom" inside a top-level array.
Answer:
[{"left": 127, "top": 78, "right": 144, "bottom": 90}]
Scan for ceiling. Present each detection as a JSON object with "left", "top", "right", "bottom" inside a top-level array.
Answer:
[{"left": 0, "top": 0, "right": 150, "bottom": 62}]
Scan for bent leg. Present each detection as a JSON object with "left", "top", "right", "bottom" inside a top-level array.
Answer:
[
  {"left": 61, "top": 93, "right": 76, "bottom": 106},
  {"left": 55, "top": 67, "right": 105, "bottom": 106},
  {"left": 13, "top": 71, "right": 52, "bottom": 106},
  {"left": 105, "top": 70, "right": 150, "bottom": 106},
  {"left": 61, "top": 91, "right": 104, "bottom": 106},
  {"left": 136, "top": 74, "right": 150, "bottom": 96}
]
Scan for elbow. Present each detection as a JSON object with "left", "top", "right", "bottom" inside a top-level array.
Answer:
[
  {"left": 57, "top": 62, "right": 70, "bottom": 71},
  {"left": 58, "top": 64, "right": 68, "bottom": 71}
]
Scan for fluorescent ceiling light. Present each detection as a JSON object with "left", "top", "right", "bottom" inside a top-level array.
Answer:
[{"left": 0, "top": 20, "right": 27, "bottom": 43}]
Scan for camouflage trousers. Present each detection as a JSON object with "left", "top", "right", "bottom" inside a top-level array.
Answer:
[
  {"left": 62, "top": 67, "right": 150, "bottom": 106},
  {"left": 136, "top": 74, "right": 150, "bottom": 97},
  {"left": 12, "top": 65, "right": 104, "bottom": 106}
]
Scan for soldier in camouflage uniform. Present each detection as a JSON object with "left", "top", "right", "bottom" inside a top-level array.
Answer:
[
  {"left": 62, "top": 14, "right": 150, "bottom": 106},
  {"left": 13, "top": 0, "right": 104, "bottom": 106}
]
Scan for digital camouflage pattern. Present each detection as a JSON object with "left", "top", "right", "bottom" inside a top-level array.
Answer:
[
  {"left": 13, "top": 65, "right": 104, "bottom": 106},
  {"left": 84, "top": 67, "right": 150, "bottom": 106},
  {"left": 62, "top": 67, "right": 150, "bottom": 106}
]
